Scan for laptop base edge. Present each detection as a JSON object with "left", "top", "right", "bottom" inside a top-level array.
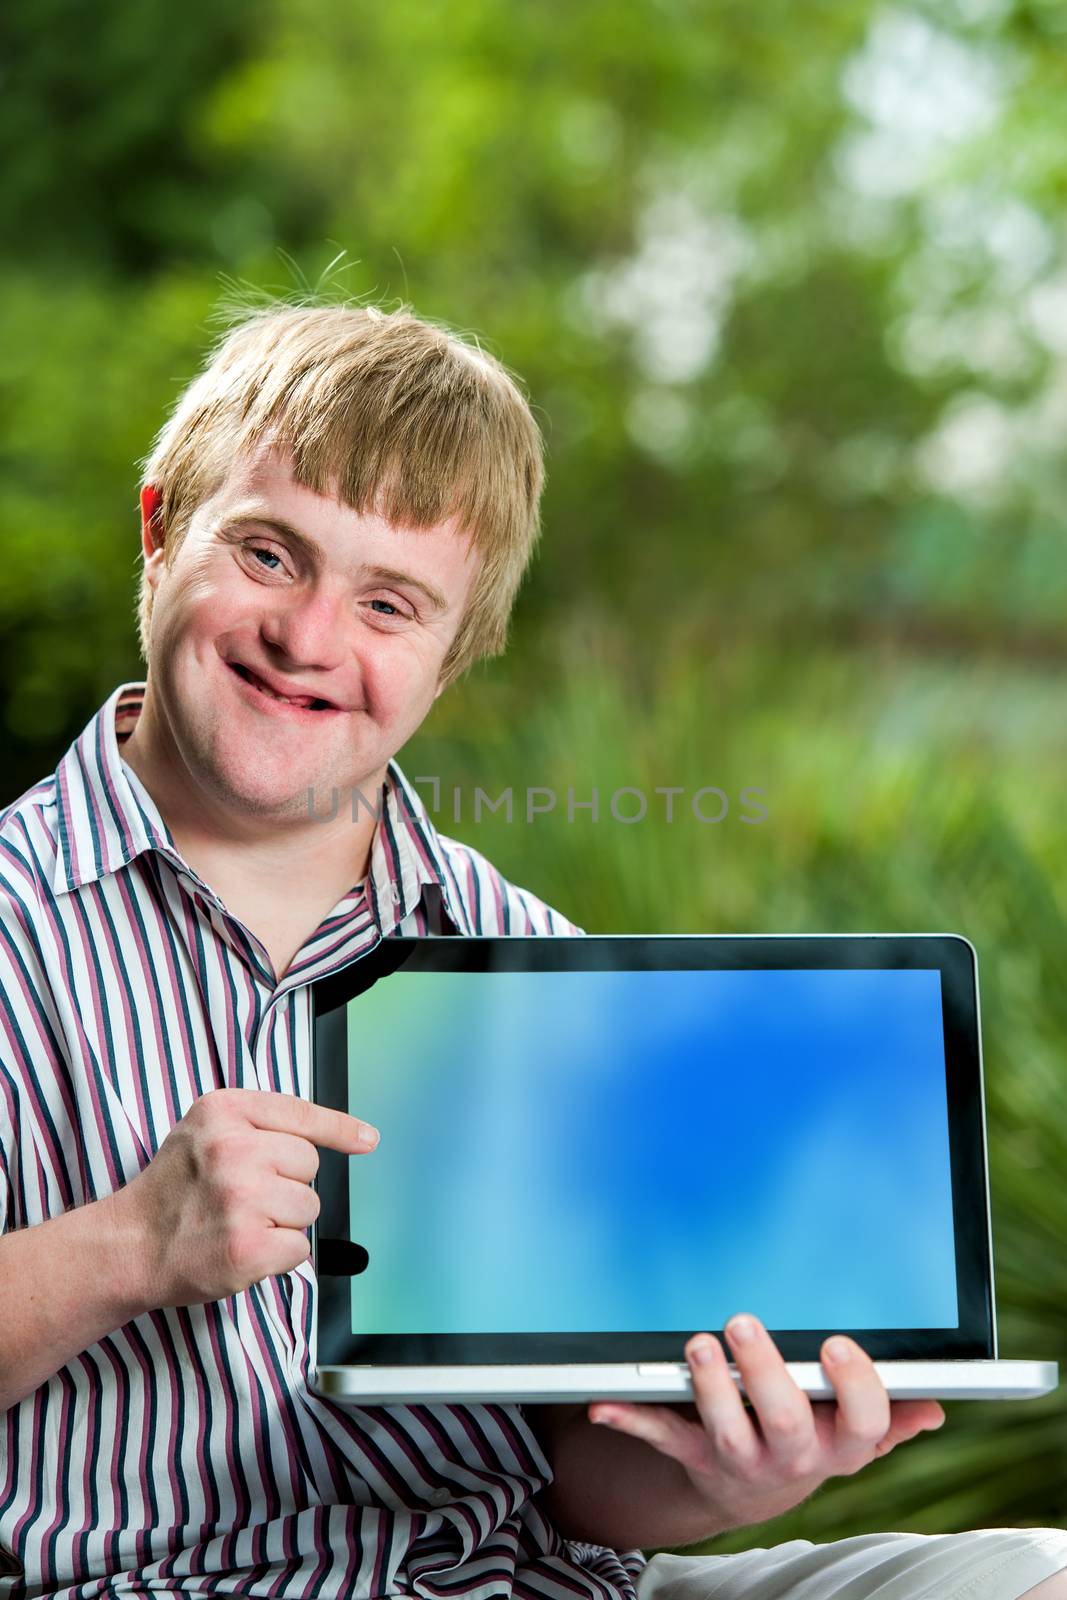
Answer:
[{"left": 310, "top": 1358, "right": 1058, "bottom": 1405}]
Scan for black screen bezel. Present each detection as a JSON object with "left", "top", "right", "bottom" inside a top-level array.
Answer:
[{"left": 312, "top": 933, "right": 993, "bottom": 1366}]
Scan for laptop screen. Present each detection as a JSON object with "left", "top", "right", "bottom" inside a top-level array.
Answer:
[{"left": 312, "top": 935, "right": 994, "bottom": 1365}]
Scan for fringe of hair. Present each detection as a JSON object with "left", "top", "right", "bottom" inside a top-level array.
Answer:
[{"left": 137, "top": 292, "right": 545, "bottom": 687}]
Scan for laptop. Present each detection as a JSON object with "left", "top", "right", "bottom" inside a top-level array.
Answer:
[{"left": 307, "top": 933, "right": 1057, "bottom": 1405}]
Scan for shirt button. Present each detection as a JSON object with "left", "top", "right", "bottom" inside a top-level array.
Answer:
[{"left": 429, "top": 1486, "right": 450, "bottom": 1507}]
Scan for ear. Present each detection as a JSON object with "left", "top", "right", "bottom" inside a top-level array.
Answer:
[{"left": 140, "top": 484, "right": 166, "bottom": 590}]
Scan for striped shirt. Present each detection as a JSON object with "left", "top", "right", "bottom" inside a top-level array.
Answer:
[{"left": 0, "top": 683, "right": 648, "bottom": 1600}]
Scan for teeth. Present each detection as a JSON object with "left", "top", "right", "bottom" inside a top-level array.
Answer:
[
  {"left": 260, "top": 683, "right": 314, "bottom": 706},
  {"left": 237, "top": 666, "right": 319, "bottom": 707}
]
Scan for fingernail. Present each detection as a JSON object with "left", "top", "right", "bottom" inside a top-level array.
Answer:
[
  {"left": 823, "top": 1337, "right": 852, "bottom": 1365},
  {"left": 727, "top": 1315, "right": 757, "bottom": 1344},
  {"left": 690, "top": 1336, "right": 716, "bottom": 1366},
  {"left": 361, "top": 1125, "right": 380, "bottom": 1147}
]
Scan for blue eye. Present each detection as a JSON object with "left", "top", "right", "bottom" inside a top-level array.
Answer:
[
  {"left": 370, "top": 599, "right": 399, "bottom": 615},
  {"left": 252, "top": 547, "right": 282, "bottom": 570}
]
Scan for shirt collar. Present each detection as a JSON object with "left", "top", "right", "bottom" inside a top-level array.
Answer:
[
  {"left": 366, "top": 761, "right": 472, "bottom": 937},
  {"left": 53, "top": 681, "right": 469, "bottom": 937}
]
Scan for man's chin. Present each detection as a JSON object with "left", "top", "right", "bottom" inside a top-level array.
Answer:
[
  {"left": 207, "top": 757, "right": 390, "bottom": 828},
  {"left": 202, "top": 763, "right": 331, "bottom": 825}
]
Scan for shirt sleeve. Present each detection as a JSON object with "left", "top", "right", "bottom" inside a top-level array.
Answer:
[
  {"left": 438, "top": 837, "right": 586, "bottom": 937},
  {"left": 0, "top": 882, "right": 31, "bottom": 1237},
  {"left": 0, "top": 1066, "right": 15, "bottom": 1236}
]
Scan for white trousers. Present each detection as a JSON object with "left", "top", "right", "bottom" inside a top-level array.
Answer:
[{"left": 635, "top": 1528, "right": 1067, "bottom": 1600}]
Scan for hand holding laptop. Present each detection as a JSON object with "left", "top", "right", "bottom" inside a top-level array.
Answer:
[{"left": 590, "top": 1312, "right": 945, "bottom": 1533}]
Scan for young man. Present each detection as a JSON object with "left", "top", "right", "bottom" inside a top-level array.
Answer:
[{"left": 0, "top": 301, "right": 1064, "bottom": 1600}]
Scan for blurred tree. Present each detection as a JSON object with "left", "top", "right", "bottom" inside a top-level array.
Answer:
[{"left": 0, "top": 0, "right": 256, "bottom": 273}]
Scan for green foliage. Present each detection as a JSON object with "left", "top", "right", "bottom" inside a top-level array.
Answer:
[{"left": 3, "top": 0, "right": 1067, "bottom": 1549}]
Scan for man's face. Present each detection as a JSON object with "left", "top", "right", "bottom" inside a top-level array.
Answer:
[{"left": 140, "top": 443, "right": 480, "bottom": 822}]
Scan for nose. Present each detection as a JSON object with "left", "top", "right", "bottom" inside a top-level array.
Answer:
[{"left": 258, "top": 582, "right": 348, "bottom": 673}]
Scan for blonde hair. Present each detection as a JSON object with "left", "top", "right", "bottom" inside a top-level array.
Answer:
[{"left": 137, "top": 298, "right": 546, "bottom": 687}]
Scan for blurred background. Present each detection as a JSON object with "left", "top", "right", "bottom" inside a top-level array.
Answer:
[{"left": 3, "top": 0, "right": 1066, "bottom": 1551}]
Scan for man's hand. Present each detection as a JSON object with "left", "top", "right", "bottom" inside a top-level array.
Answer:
[
  {"left": 587, "top": 1314, "right": 946, "bottom": 1533},
  {"left": 112, "top": 1087, "right": 381, "bottom": 1310}
]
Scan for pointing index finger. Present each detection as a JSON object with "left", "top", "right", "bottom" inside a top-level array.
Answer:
[{"left": 237, "top": 1089, "right": 380, "bottom": 1151}]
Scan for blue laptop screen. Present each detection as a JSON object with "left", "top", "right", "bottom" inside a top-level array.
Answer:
[{"left": 343, "top": 966, "right": 959, "bottom": 1334}]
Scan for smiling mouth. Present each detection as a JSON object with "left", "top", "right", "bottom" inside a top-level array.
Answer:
[{"left": 228, "top": 661, "right": 339, "bottom": 711}]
